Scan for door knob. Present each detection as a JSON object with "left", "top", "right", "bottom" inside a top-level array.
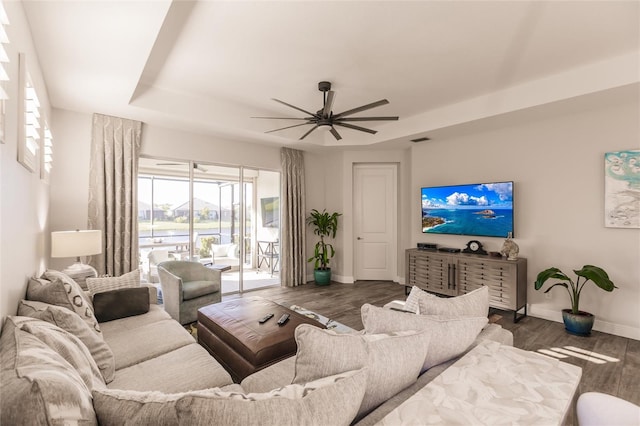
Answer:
[{"left": 357, "top": 237, "right": 363, "bottom": 240}]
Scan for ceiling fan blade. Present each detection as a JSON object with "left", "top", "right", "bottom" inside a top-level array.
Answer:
[
  {"left": 333, "top": 99, "right": 390, "bottom": 119},
  {"left": 330, "top": 126, "right": 342, "bottom": 141},
  {"left": 323, "top": 91, "right": 335, "bottom": 118},
  {"left": 334, "top": 122, "right": 377, "bottom": 134},
  {"left": 265, "top": 122, "right": 313, "bottom": 134},
  {"left": 300, "top": 125, "right": 319, "bottom": 140},
  {"left": 272, "top": 98, "right": 319, "bottom": 118},
  {"left": 337, "top": 116, "right": 399, "bottom": 122},
  {"left": 252, "top": 116, "right": 314, "bottom": 120}
]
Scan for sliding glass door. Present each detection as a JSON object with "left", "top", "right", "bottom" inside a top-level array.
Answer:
[{"left": 137, "top": 157, "right": 280, "bottom": 295}]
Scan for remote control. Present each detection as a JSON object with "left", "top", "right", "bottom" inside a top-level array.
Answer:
[
  {"left": 258, "top": 313, "right": 274, "bottom": 324},
  {"left": 277, "top": 313, "right": 290, "bottom": 326}
]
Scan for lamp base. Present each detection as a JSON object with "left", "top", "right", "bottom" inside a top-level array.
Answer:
[{"left": 62, "top": 262, "right": 98, "bottom": 278}]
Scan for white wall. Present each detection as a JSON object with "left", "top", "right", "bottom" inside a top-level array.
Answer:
[
  {"left": 410, "top": 95, "right": 640, "bottom": 339},
  {"left": 0, "top": 2, "right": 53, "bottom": 322},
  {"left": 303, "top": 149, "right": 411, "bottom": 283}
]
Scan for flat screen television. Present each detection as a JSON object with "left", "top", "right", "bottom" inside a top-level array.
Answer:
[
  {"left": 260, "top": 197, "right": 279, "bottom": 228},
  {"left": 421, "top": 181, "right": 514, "bottom": 238}
]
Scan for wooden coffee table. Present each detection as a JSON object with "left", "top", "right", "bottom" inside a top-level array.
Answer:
[{"left": 197, "top": 296, "right": 325, "bottom": 382}]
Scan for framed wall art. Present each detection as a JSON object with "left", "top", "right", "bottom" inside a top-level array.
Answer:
[{"left": 604, "top": 149, "right": 640, "bottom": 228}]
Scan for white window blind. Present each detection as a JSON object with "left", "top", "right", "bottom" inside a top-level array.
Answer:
[
  {"left": 0, "top": 1, "right": 9, "bottom": 101},
  {"left": 42, "top": 121, "right": 53, "bottom": 181}
]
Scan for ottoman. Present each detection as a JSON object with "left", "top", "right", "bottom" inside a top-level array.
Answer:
[{"left": 197, "top": 296, "right": 325, "bottom": 382}]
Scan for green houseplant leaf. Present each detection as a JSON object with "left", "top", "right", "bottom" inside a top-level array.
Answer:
[
  {"left": 306, "top": 209, "right": 341, "bottom": 270},
  {"left": 534, "top": 264, "right": 617, "bottom": 314}
]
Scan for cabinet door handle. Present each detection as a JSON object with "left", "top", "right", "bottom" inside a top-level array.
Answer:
[{"left": 451, "top": 264, "right": 456, "bottom": 290}]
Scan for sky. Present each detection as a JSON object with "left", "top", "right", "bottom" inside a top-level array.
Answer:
[{"left": 422, "top": 182, "right": 513, "bottom": 209}]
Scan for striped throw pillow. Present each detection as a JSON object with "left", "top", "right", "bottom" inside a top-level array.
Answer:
[{"left": 86, "top": 270, "right": 140, "bottom": 296}]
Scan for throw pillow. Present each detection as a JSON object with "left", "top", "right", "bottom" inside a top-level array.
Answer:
[
  {"left": 0, "top": 317, "right": 97, "bottom": 425},
  {"left": 18, "top": 300, "right": 116, "bottom": 383},
  {"left": 418, "top": 285, "right": 489, "bottom": 318},
  {"left": 28, "top": 274, "right": 101, "bottom": 334},
  {"left": 13, "top": 316, "right": 106, "bottom": 391},
  {"left": 92, "top": 287, "right": 150, "bottom": 322},
  {"left": 92, "top": 369, "right": 367, "bottom": 426},
  {"left": 292, "top": 324, "right": 431, "bottom": 420},
  {"left": 404, "top": 286, "right": 425, "bottom": 313},
  {"left": 86, "top": 269, "right": 140, "bottom": 295},
  {"left": 361, "top": 303, "right": 488, "bottom": 371}
]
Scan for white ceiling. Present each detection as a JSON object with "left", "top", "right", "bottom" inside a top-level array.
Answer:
[{"left": 22, "top": 1, "right": 640, "bottom": 149}]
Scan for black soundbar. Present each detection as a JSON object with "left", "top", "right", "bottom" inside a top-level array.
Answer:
[{"left": 438, "top": 247, "right": 461, "bottom": 253}]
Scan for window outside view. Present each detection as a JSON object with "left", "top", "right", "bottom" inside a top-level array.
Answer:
[{"left": 137, "top": 158, "right": 280, "bottom": 294}]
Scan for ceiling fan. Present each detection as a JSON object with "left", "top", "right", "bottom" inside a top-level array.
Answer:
[{"left": 253, "top": 81, "right": 399, "bottom": 141}]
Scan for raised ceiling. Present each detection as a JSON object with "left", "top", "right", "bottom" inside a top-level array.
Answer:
[{"left": 22, "top": 1, "right": 640, "bottom": 149}]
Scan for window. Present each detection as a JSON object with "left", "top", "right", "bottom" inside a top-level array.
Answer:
[
  {"left": 18, "top": 53, "right": 41, "bottom": 172},
  {"left": 138, "top": 157, "right": 281, "bottom": 295},
  {"left": 41, "top": 120, "right": 53, "bottom": 182}
]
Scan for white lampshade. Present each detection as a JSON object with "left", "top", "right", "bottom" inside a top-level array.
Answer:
[{"left": 51, "top": 230, "right": 102, "bottom": 258}]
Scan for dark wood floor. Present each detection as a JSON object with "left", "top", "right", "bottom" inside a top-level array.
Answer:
[{"left": 226, "top": 280, "right": 640, "bottom": 407}]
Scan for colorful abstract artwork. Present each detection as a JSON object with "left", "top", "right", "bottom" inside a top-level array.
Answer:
[{"left": 604, "top": 149, "right": 640, "bottom": 228}]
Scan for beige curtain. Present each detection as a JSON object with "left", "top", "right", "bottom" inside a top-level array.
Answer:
[
  {"left": 280, "top": 148, "right": 306, "bottom": 287},
  {"left": 88, "top": 113, "right": 142, "bottom": 276}
]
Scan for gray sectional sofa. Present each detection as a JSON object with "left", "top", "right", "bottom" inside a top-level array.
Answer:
[{"left": 1, "top": 275, "right": 517, "bottom": 425}]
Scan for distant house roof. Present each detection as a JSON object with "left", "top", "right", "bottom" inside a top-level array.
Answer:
[
  {"left": 173, "top": 197, "right": 219, "bottom": 213},
  {"left": 138, "top": 200, "right": 152, "bottom": 211}
]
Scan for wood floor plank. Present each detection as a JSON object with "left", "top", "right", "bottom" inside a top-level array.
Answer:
[
  {"left": 618, "top": 338, "right": 640, "bottom": 404},
  {"left": 225, "top": 280, "right": 639, "bottom": 406}
]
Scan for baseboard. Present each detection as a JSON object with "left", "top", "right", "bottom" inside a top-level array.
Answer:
[
  {"left": 305, "top": 273, "right": 354, "bottom": 284},
  {"left": 528, "top": 304, "right": 640, "bottom": 340}
]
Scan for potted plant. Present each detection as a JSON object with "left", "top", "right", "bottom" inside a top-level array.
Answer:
[
  {"left": 534, "top": 265, "right": 617, "bottom": 336},
  {"left": 306, "top": 209, "right": 341, "bottom": 286}
]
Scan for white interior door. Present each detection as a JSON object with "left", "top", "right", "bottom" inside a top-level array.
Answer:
[{"left": 353, "top": 164, "right": 397, "bottom": 281}]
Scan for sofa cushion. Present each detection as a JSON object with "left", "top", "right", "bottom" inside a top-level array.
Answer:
[
  {"left": 102, "top": 319, "right": 195, "bottom": 370},
  {"left": 12, "top": 316, "right": 105, "bottom": 391},
  {"left": 29, "top": 273, "right": 101, "bottom": 334},
  {"left": 18, "top": 300, "right": 115, "bottom": 383},
  {"left": 99, "top": 304, "right": 170, "bottom": 334},
  {"left": 183, "top": 280, "right": 219, "bottom": 301},
  {"left": 418, "top": 286, "right": 489, "bottom": 317},
  {"left": 361, "top": 303, "right": 488, "bottom": 371},
  {"left": 86, "top": 269, "right": 140, "bottom": 295},
  {"left": 93, "top": 287, "right": 150, "bottom": 322},
  {"left": 93, "top": 368, "right": 366, "bottom": 426},
  {"left": 0, "top": 317, "right": 98, "bottom": 426},
  {"left": 293, "top": 324, "right": 431, "bottom": 420},
  {"left": 107, "top": 343, "right": 233, "bottom": 392},
  {"left": 212, "top": 244, "right": 231, "bottom": 257},
  {"left": 241, "top": 356, "right": 296, "bottom": 393}
]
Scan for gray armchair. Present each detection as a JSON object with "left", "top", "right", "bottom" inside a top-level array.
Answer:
[{"left": 157, "top": 260, "right": 222, "bottom": 325}]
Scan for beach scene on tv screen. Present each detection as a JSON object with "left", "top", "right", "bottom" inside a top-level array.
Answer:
[{"left": 422, "top": 182, "right": 513, "bottom": 238}]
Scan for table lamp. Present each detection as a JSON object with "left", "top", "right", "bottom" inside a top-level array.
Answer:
[{"left": 51, "top": 229, "right": 102, "bottom": 275}]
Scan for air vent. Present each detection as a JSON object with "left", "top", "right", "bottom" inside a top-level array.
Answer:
[{"left": 410, "top": 137, "right": 431, "bottom": 143}]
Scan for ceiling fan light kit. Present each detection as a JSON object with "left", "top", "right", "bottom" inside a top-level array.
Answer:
[{"left": 253, "top": 81, "right": 399, "bottom": 141}]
